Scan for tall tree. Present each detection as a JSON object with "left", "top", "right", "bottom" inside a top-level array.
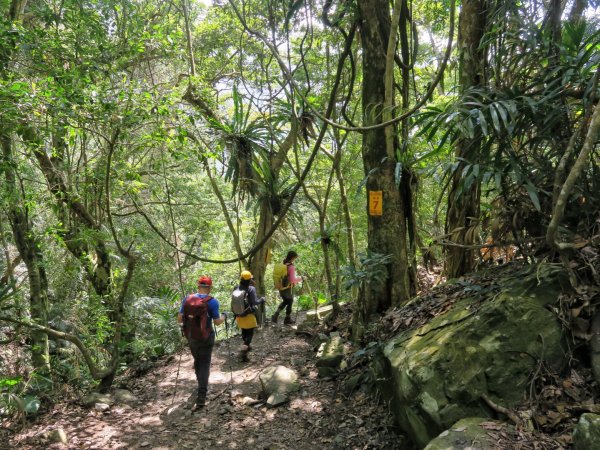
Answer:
[
  {"left": 445, "top": 0, "right": 488, "bottom": 278},
  {"left": 0, "top": 0, "right": 50, "bottom": 373},
  {"left": 353, "top": 0, "right": 411, "bottom": 337}
]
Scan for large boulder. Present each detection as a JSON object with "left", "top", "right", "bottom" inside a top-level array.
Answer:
[
  {"left": 573, "top": 413, "right": 600, "bottom": 450},
  {"left": 315, "top": 332, "right": 346, "bottom": 377},
  {"left": 258, "top": 365, "right": 300, "bottom": 406},
  {"left": 305, "top": 304, "right": 334, "bottom": 323},
  {"left": 382, "top": 279, "right": 565, "bottom": 448},
  {"left": 424, "top": 417, "right": 504, "bottom": 450}
]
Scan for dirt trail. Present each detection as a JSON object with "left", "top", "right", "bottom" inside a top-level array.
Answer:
[{"left": 6, "top": 316, "right": 405, "bottom": 449}]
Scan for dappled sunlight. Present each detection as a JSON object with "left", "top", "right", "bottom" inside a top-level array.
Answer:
[
  {"left": 8, "top": 313, "right": 402, "bottom": 448},
  {"left": 289, "top": 396, "right": 324, "bottom": 413}
]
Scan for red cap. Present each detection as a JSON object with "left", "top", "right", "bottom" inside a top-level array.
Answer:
[{"left": 197, "top": 275, "right": 212, "bottom": 286}]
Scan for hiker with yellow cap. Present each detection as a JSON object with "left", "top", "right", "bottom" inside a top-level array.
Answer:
[{"left": 230, "top": 270, "right": 263, "bottom": 361}]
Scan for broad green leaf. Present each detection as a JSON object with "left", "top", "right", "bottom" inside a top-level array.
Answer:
[
  {"left": 525, "top": 182, "right": 541, "bottom": 211},
  {"left": 477, "top": 110, "right": 488, "bottom": 136}
]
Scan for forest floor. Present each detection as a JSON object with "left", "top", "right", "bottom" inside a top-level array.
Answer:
[
  {"left": 3, "top": 311, "right": 407, "bottom": 450},
  {"left": 3, "top": 263, "right": 596, "bottom": 449}
]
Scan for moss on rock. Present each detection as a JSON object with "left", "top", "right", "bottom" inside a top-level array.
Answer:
[{"left": 382, "top": 279, "right": 565, "bottom": 448}]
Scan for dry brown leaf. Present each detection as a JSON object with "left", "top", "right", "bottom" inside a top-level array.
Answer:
[{"left": 481, "top": 421, "right": 503, "bottom": 430}]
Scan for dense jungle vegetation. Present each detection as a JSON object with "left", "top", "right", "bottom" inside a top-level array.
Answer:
[{"left": 1, "top": 0, "right": 599, "bottom": 437}]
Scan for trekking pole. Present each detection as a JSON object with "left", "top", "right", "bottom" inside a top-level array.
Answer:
[
  {"left": 224, "top": 313, "right": 234, "bottom": 394},
  {"left": 293, "top": 276, "right": 306, "bottom": 322},
  {"left": 293, "top": 283, "right": 300, "bottom": 322},
  {"left": 171, "top": 329, "right": 184, "bottom": 406}
]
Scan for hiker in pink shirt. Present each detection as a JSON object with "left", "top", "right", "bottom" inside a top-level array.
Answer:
[{"left": 271, "top": 251, "right": 302, "bottom": 324}]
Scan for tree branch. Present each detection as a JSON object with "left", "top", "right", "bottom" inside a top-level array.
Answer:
[
  {"left": 0, "top": 316, "right": 114, "bottom": 380},
  {"left": 227, "top": 0, "right": 456, "bottom": 133},
  {"left": 546, "top": 100, "right": 600, "bottom": 250}
]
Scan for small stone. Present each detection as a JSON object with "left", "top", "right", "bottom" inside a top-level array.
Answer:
[
  {"left": 82, "top": 392, "right": 113, "bottom": 407},
  {"left": 140, "top": 441, "right": 150, "bottom": 447},
  {"left": 241, "top": 396, "right": 258, "bottom": 405},
  {"left": 266, "top": 392, "right": 289, "bottom": 407},
  {"left": 45, "top": 428, "right": 68, "bottom": 444},
  {"left": 113, "top": 389, "right": 138, "bottom": 405},
  {"left": 94, "top": 403, "right": 110, "bottom": 412}
]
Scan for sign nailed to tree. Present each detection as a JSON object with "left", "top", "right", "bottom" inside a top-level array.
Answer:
[{"left": 369, "top": 191, "right": 383, "bottom": 216}]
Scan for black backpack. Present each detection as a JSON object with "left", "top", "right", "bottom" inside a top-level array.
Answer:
[{"left": 182, "top": 294, "right": 213, "bottom": 341}]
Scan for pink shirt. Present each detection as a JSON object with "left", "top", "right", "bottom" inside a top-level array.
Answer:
[{"left": 287, "top": 263, "right": 301, "bottom": 285}]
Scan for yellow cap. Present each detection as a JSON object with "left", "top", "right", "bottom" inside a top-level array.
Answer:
[{"left": 241, "top": 270, "right": 253, "bottom": 280}]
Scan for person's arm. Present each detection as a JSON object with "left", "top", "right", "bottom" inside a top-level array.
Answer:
[
  {"left": 247, "top": 286, "right": 258, "bottom": 307},
  {"left": 178, "top": 298, "right": 186, "bottom": 337},
  {"left": 214, "top": 315, "right": 225, "bottom": 325},
  {"left": 208, "top": 298, "right": 226, "bottom": 325},
  {"left": 177, "top": 296, "right": 186, "bottom": 324}
]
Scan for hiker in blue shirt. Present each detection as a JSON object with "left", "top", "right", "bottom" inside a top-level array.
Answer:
[{"left": 177, "top": 275, "right": 225, "bottom": 410}]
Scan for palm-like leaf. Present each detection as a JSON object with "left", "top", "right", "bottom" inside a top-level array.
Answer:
[{"left": 414, "top": 11, "right": 600, "bottom": 240}]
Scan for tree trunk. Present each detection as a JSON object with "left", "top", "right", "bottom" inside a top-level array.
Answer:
[
  {"left": 569, "top": 0, "right": 588, "bottom": 23},
  {"left": 353, "top": 0, "right": 411, "bottom": 339},
  {"left": 445, "top": 0, "right": 488, "bottom": 279},
  {"left": 249, "top": 201, "right": 272, "bottom": 299},
  {"left": 249, "top": 122, "right": 299, "bottom": 299},
  {"left": 1, "top": 134, "right": 50, "bottom": 372},
  {"left": 591, "top": 309, "right": 600, "bottom": 386}
]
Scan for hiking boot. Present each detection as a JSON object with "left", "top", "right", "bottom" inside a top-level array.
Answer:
[
  {"left": 271, "top": 311, "right": 280, "bottom": 323},
  {"left": 192, "top": 397, "right": 205, "bottom": 411},
  {"left": 240, "top": 344, "right": 249, "bottom": 352},
  {"left": 283, "top": 315, "right": 296, "bottom": 325}
]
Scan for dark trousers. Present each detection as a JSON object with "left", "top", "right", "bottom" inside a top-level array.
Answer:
[
  {"left": 241, "top": 328, "right": 254, "bottom": 347},
  {"left": 277, "top": 288, "right": 294, "bottom": 316},
  {"left": 188, "top": 334, "right": 215, "bottom": 401}
]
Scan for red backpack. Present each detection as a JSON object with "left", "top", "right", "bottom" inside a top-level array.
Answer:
[{"left": 182, "top": 294, "right": 213, "bottom": 341}]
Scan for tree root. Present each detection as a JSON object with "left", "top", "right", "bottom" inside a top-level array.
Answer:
[{"left": 481, "top": 393, "right": 522, "bottom": 426}]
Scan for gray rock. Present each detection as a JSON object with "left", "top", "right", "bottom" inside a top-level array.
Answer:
[
  {"left": 424, "top": 418, "right": 504, "bottom": 450},
  {"left": 573, "top": 413, "right": 600, "bottom": 450},
  {"left": 312, "top": 333, "right": 330, "bottom": 351},
  {"left": 113, "top": 388, "right": 137, "bottom": 405},
  {"left": 44, "top": 428, "right": 68, "bottom": 444},
  {"left": 382, "top": 277, "right": 566, "bottom": 448},
  {"left": 82, "top": 392, "right": 113, "bottom": 407},
  {"left": 305, "top": 304, "right": 334, "bottom": 323},
  {"left": 94, "top": 403, "right": 110, "bottom": 412},
  {"left": 342, "top": 374, "right": 363, "bottom": 394},
  {"left": 266, "top": 392, "right": 289, "bottom": 407},
  {"left": 259, "top": 365, "right": 299, "bottom": 398},
  {"left": 316, "top": 332, "right": 345, "bottom": 377}
]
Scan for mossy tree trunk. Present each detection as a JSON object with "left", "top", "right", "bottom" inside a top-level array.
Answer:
[
  {"left": 1, "top": 134, "right": 50, "bottom": 373},
  {"left": 445, "top": 0, "right": 488, "bottom": 278},
  {"left": 353, "top": 0, "right": 411, "bottom": 339}
]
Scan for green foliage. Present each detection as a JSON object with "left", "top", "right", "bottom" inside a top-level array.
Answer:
[
  {"left": 297, "top": 291, "right": 328, "bottom": 310},
  {"left": 414, "top": 13, "right": 600, "bottom": 240},
  {"left": 0, "top": 375, "right": 41, "bottom": 418},
  {"left": 341, "top": 252, "right": 393, "bottom": 291},
  {"left": 125, "top": 290, "right": 182, "bottom": 359}
]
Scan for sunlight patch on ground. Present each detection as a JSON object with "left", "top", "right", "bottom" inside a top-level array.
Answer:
[{"left": 290, "top": 396, "right": 323, "bottom": 413}]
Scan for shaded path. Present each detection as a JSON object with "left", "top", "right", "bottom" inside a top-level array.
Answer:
[{"left": 7, "top": 317, "right": 405, "bottom": 449}]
